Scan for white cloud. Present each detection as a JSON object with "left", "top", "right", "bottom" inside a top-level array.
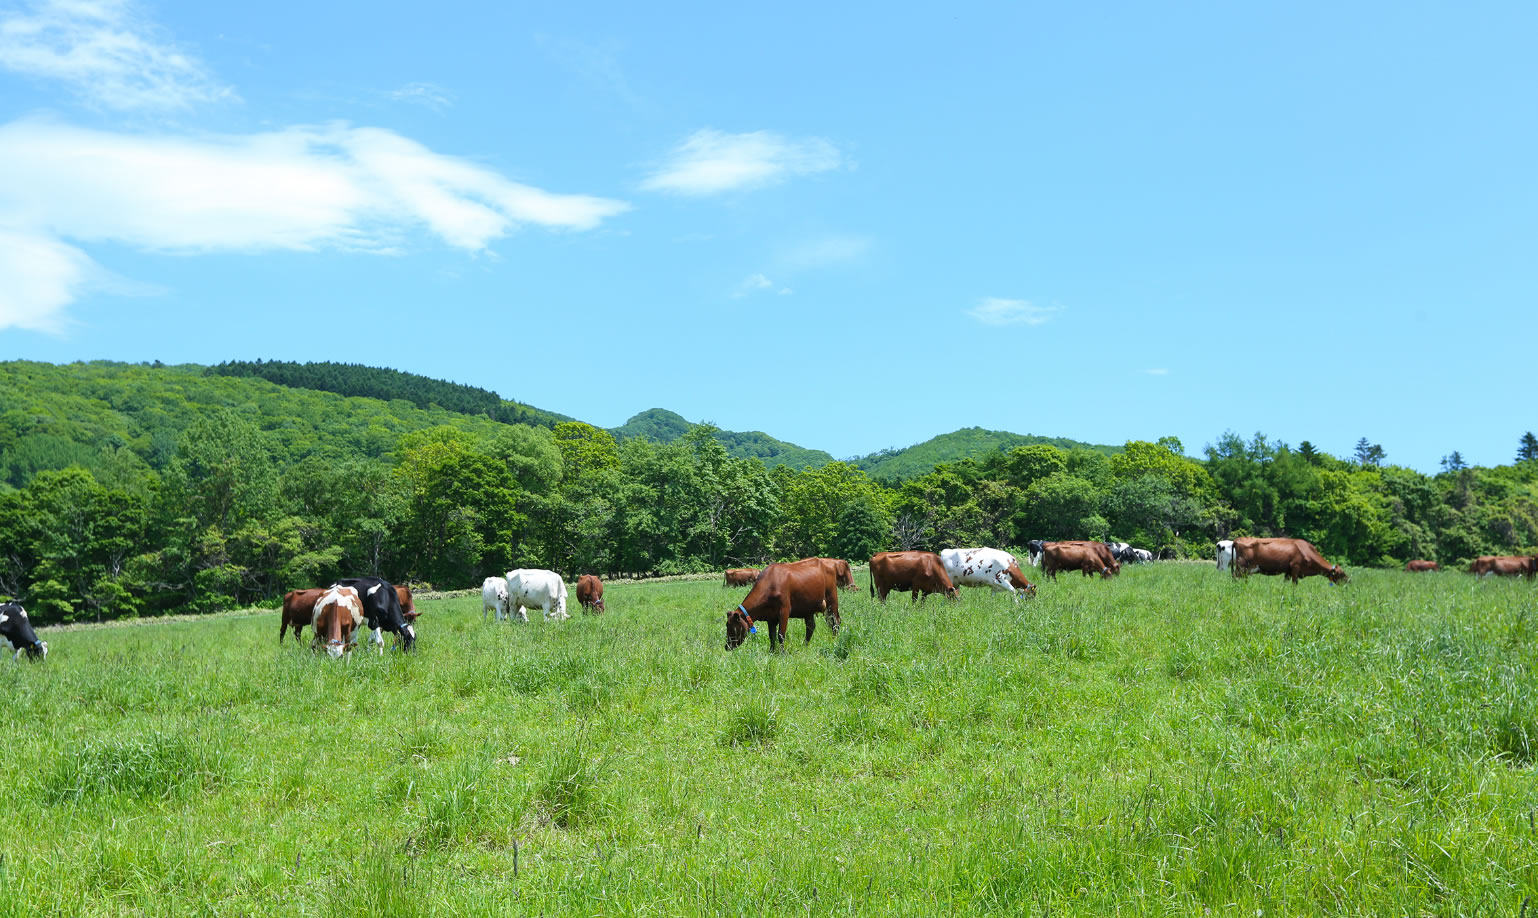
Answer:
[
  {"left": 966, "top": 297, "right": 1061, "bottom": 327},
  {"left": 0, "top": 0, "right": 233, "bottom": 110},
  {"left": 0, "top": 227, "right": 91, "bottom": 332},
  {"left": 0, "top": 117, "right": 630, "bottom": 330},
  {"left": 642, "top": 129, "right": 840, "bottom": 195},
  {"left": 1144, "top": 368, "right": 1169, "bottom": 376},
  {"left": 732, "top": 272, "right": 774, "bottom": 298},
  {"left": 386, "top": 82, "right": 454, "bottom": 111}
]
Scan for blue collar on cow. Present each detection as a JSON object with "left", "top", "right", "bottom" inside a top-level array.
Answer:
[{"left": 737, "top": 604, "right": 756, "bottom": 634}]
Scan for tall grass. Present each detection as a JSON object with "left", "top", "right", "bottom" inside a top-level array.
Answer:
[{"left": 2, "top": 565, "right": 1537, "bottom": 914}]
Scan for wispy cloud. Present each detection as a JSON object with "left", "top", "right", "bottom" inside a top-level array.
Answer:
[
  {"left": 0, "top": 117, "right": 630, "bottom": 330},
  {"left": 537, "top": 33, "right": 644, "bottom": 110},
  {"left": 1144, "top": 368, "right": 1169, "bottom": 376},
  {"left": 0, "top": 0, "right": 233, "bottom": 110},
  {"left": 642, "top": 129, "right": 841, "bottom": 195},
  {"left": 385, "top": 81, "right": 454, "bottom": 111},
  {"left": 966, "top": 297, "right": 1061, "bottom": 327},
  {"left": 779, "top": 233, "right": 871, "bottom": 271},
  {"left": 732, "top": 272, "right": 774, "bottom": 298}
]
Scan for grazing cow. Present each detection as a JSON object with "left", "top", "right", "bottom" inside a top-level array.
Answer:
[
  {"left": 1129, "top": 548, "right": 1155, "bottom": 564},
  {"left": 1231, "top": 538, "right": 1348, "bottom": 584},
  {"left": 331, "top": 577, "right": 417, "bottom": 651},
  {"left": 801, "top": 558, "right": 857, "bottom": 591},
  {"left": 1105, "top": 541, "right": 1133, "bottom": 563},
  {"left": 395, "top": 584, "right": 419, "bottom": 623},
  {"left": 280, "top": 588, "right": 327, "bottom": 644},
  {"left": 1469, "top": 556, "right": 1538, "bottom": 578},
  {"left": 504, "top": 569, "right": 568, "bottom": 622},
  {"left": 576, "top": 574, "right": 605, "bottom": 613},
  {"left": 482, "top": 576, "right": 509, "bottom": 622},
  {"left": 0, "top": 602, "right": 47, "bottom": 661},
  {"left": 1025, "top": 540, "right": 1046, "bottom": 567},
  {"left": 868, "top": 551, "right": 958, "bottom": 603},
  {"left": 723, "top": 568, "right": 760, "bottom": 587},
  {"left": 1040, "top": 542, "right": 1116, "bottom": 580},
  {"left": 725, "top": 558, "right": 840, "bottom": 651},
  {"left": 1405, "top": 560, "right": 1441, "bottom": 573},
  {"left": 1216, "top": 540, "right": 1235, "bottom": 572},
  {"left": 311, "top": 586, "right": 363, "bottom": 659},
  {"left": 939, "top": 547, "right": 1037, "bottom": 602}
]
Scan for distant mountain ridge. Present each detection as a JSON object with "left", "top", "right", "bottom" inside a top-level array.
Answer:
[
  {"left": 851, "top": 427, "right": 1121, "bottom": 481},
  {"left": 609, "top": 408, "right": 836, "bottom": 471},
  {"left": 24, "top": 359, "right": 1124, "bottom": 481}
]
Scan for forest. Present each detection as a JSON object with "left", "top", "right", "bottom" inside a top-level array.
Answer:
[{"left": 2, "top": 359, "right": 1535, "bottom": 624}]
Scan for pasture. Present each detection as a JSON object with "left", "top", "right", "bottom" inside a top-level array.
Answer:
[{"left": 4, "top": 565, "right": 1537, "bottom": 916}]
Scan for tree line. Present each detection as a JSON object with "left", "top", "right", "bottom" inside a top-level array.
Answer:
[{"left": 2, "top": 361, "right": 1536, "bottom": 624}]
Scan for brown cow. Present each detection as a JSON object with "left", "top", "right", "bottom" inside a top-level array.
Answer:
[
  {"left": 576, "top": 574, "right": 605, "bottom": 613},
  {"left": 279, "top": 588, "right": 327, "bottom": 643},
  {"left": 1470, "top": 556, "right": 1538, "bottom": 578},
  {"left": 1040, "top": 542, "right": 1115, "bottom": 580},
  {"left": 801, "top": 557, "right": 857, "bottom": 591},
  {"left": 1405, "top": 560, "right": 1441, "bottom": 572},
  {"left": 395, "top": 584, "right": 419, "bottom": 622},
  {"left": 1231, "top": 537, "right": 1347, "bottom": 584},
  {"left": 725, "top": 558, "right": 840, "bottom": 651},
  {"left": 868, "top": 551, "right": 957, "bottom": 603},
  {"left": 723, "top": 568, "right": 760, "bottom": 587},
  {"left": 311, "top": 586, "right": 364, "bottom": 658}
]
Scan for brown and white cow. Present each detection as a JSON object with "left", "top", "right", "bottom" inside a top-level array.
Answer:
[
  {"left": 725, "top": 558, "right": 840, "bottom": 651},
  {"left": 1405, "top": 560, "right": 1441, "bottom": 573},
  {"left": 1469, "top": 556, "right": 1538, "bottom": 578},
  {"left": 723, "top": 568, "right": 760, "bottom": 587},
  {"left": 576, "top": 574, "right": 605, "bottom": 613},
  {"left": 283, "top": 582, "right": 418, "bottom": 644},
  {"left": 311, "top": 586, "right": 364, "bottom": 659},
  {"left": 1040, "top": 542, "right": 1116, "bottom": 580},
  {"left": 1231, "top": 537, "right": 1347, "bottom": 584},
  {"left": 868, "top": 551, "right": 957, "bottom": 603}
]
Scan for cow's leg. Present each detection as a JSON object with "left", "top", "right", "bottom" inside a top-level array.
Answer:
[
  {"left": 804, "top": 614, "right": 815, "bottom": 644},
  {"left": 826, "top": 588, "right": 840, "bottom": 637},
  {"left": 369, "top": 627, "right": 385, "bottom": 654}
]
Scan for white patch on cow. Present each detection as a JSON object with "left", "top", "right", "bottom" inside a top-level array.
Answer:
[
  {"left": 1216, "top": 540, "right": 1234, "bottom": 572},
  {"left": 367, "top": 583, "right": 382, "bottom": 597},
  {"left": 406, "top": 623, "right": 416, "bottom": 641},
  {"left": 0, "top": 612, "right": 7, "bottom": 625}
]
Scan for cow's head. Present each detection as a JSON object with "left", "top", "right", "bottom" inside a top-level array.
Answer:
[
  {"left": 1, "top": 603, "right": 47, "bottom": 661},
  {"left": 725, "top": 605, "right": 755, "bottom": 650},
  {"left": 1005, "top": 565, "right": 1037, "bottom": 598},
  {"left": 1327, "top": 565, "right": 1349, "bottom": 585}
]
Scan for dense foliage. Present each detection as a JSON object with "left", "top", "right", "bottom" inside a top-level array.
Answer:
[
  {"left": 209, "top": 359, "right": 571, "bottom": 428},
  {"left": 854, "top": 426, "right": 1119, "bottom": 481},
  {"left": 610, "top": 407, "right": 835, "bottom": 471},
  {"left": 2, "top": 360, "right": 1535, "bottom": 623}
]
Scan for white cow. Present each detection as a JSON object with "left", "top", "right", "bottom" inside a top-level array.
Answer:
[
  {"left": 481, "top": 576, "right": 509, "bottom": 623},
  {"left": 1216, "top": 540, "right": 1235, "bottom": 572},
  {"left": 939, "top": 547, "right": 1036, "bottom": 603},
  {"left": 503, "top": 569, "right": 568, "bottom": 622},
  {"left": 1130, "top": 548, "right": 1154, "bottom": 564}
]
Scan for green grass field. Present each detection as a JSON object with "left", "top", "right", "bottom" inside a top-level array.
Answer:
[{"left": 4, "top": 565, "right": 1537, "bottom": 916}]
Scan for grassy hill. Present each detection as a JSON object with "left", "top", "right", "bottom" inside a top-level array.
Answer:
[
  {"left": 610, "top": 408, "right": 835, "bottom": 471},
  {"left": 853, "top": 426, "right": 1121, "bottom": 480}
]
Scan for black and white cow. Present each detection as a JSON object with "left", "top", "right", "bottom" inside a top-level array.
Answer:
[
  {"left": 1129, "top": 548, "right": 1155, "bottom": 564},
  {"left": 1025, "top": 540, "right": 1046, "bottom": 567},
  {"left": 0, "top": 602, "right": 47, "bottom": 661},
  {"left": 331, "top": 577, "right": 416, "bottom": 652}
]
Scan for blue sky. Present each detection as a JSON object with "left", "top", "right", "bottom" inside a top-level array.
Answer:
[{"left": 2, "top": 1, "right": 1534, "bottom": 471}]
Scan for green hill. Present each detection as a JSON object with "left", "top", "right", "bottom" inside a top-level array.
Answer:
[
  {"left": 208, "top": 360, "right": 572, "bottom": 428},
  {"left": 854, "top": 427, "right": 1121, "bottom": 481},
  {"left": 610, "top": 408, "right": 834, "bottom": 471},
  {"left": 0, "top": 360, "right": 516, "bottom": 488}
]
